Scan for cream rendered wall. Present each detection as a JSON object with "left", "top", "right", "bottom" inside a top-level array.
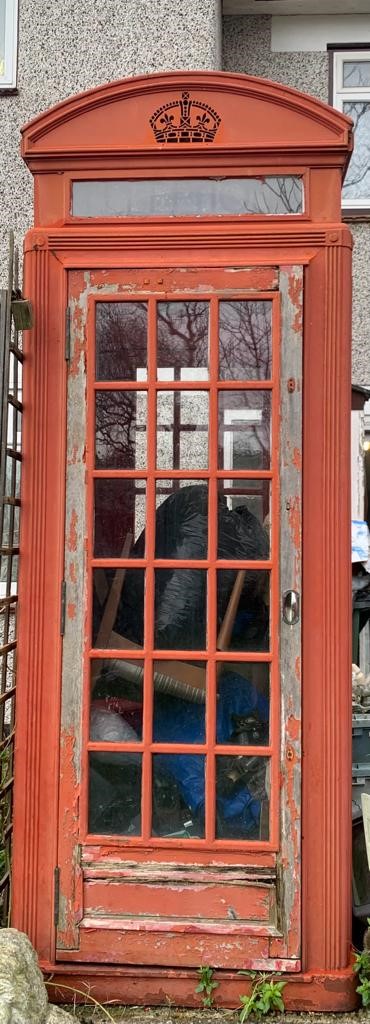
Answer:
[
  {"left": 0, "top": 0, "right": 222, "bottom": 283},
  {"left": 223, "top": 14, "right": 370, "bottom": 385}
]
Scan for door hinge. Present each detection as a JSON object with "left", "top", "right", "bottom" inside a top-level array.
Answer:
[
  {"left": 54, "top": 866, "right": 60, "bottom": 927},
  {"left": 60, "top": 579, "right": 66, "bottom": 636},
  {"left": 65, "top": 306, "right": 71, "bottom": 361}
]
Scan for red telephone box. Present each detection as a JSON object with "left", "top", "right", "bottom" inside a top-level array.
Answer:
[{"left": 12, "top": 71, "right": 354, "bottom": 1009}]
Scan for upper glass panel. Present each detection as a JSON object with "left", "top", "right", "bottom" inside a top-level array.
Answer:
[
  {"left": 157, "top": 302, "right": 209, "bottom": 380},
  {"left": 343, "top": 60, "right": 370, "bottom": 89},
  {"left": 342, "top": 101, "right": 370, "bottom": 202},
  {"left": 96, "top": 302, "right": 147, "bottom": 381},
  {"left": 72, "top": 177, "right": 303, "bottom": 218},
  {"left": 219, "top": 300, "right": 272, "bottom": 381}
]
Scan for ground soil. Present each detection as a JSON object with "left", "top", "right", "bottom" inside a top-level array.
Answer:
[{"left": 60, "top": 1008, "right": 370, "bottom": 1024}]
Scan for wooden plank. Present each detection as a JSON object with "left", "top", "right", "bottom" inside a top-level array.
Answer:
[
  {"left": 62, "top": 928, "right": 271, "bottom": 968},
  {"left": 84, "top": 878, "right": 275, "bottom": 922}
]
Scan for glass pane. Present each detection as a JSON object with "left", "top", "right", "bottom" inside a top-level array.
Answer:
[
  {"left": 72, "top": 177, "right": 303, "bottom": 217},
  {"left": 343, "top": 102, "right": 370, "bottom": 201},
  {"left": 157, "top": 302, "right": 209, "bottom": 380},
  {"left": 157, "top": 391, "right": 209, "bottom": 470},
  {"left": 155, "top": 569, "right": 207, "bottom": 650},
  {"left": 96, "top": 302, "right": 147, "bottom": 381},
  {"left": 218, "top": 391, "right": 271, "bottom": 471},
  {"left": 343, "top": 60, "right": 370, "bottom": 88},
  {"left": 89, "top": 752, "right": 142, "bottom": 836},
  {"left": 93, "top": 568, "right": 145, "bottom": 648},
  {"left": 216, "top": 663, "right": 269, "bottom": 746},
  {"left": 153, "top": 661, "right": 206, "bottom": 742},
  {"left": 219, "top": 301, "right": 272, "bottom": 381},
  {"left": 94, "top": 479, "right": 146, "bottom": 557},
  {"left": 217, "top": 479, "right": 270, "bottom": 559},
  {"left": 152, "top": 754, "right": 205, "bottom": 837},
  {"left": 216, "top": 756, "right": 269, "bottom": 839},
  {"left": 217, "top": 569, "right": 269, "bottom": 652},
  {"left": 95, "top": 390, "right": 147, "bottom": 469},
  {"left": 91, "top": 657, "right": 144, "bottom": 740},
  {"left": 155, "top": 481, "right": 208, "bottom": 559}
]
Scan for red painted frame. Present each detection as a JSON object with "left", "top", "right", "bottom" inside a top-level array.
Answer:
[{"left": 12, "top": 71, "right": 354, "bottom": 1008}]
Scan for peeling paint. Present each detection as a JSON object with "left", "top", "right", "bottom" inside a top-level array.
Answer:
[
  {"left": 288, "top": 270, "right": 303, "bottom": 335},
  {"left": 67, "top": 509, "right": 78, "bottom": 553},
  {"left": 56, "top": 265, "right": 303, "bottom": 969},
  {"left": 288, "top": 502, "right": 301, "bottom": 553}
]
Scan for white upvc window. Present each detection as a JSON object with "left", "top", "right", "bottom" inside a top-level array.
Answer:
[
  {"left": 333, "top": 50, "right": 370, "bottom": 210},
  {"left": 0, "top": 0, "right": 18, "bottom": 90}
]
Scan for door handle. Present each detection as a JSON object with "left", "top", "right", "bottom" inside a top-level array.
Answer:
[{"left": 282, "top": 590, "right": 300, "bottom": 625}]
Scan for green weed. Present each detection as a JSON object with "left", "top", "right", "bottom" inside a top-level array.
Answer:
[
  {"left": 195, "top": 965, "right": 219, "bottom": 1008},
  {"left": 238, "top": 972, "right": 286, "bottom": 1021},
  {"left": 353, "top": 923, "right": 370, "bottom": 1008}
]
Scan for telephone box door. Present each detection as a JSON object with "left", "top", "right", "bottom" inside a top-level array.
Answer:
[{"left": 56, "top": 263, "right": 302, "bottom": 970}]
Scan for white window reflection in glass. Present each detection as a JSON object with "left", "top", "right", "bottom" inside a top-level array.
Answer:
[
  {"left": 333, "top": 50, "right": 370, "bottom": 208},
  {"left": 0, "top": 0, "right": 18, "bottom": 89}
]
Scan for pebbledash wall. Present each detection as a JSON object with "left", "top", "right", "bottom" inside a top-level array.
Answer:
[{"left": 0, "top": 1, "right": 369, "bottom": 383}]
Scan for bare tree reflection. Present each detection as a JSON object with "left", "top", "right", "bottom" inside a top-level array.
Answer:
[
  {"left": 219, "top": 301, "right": 271, "bottom": 380},
  {"left": 343, "top": 61, "right": 370, "bottom": 88},
  {"left": 96, "top": 302, "right": 147, "bottom": 381},
  {"left": 343, "top": 102, "right": 370, "bottom": 199},
  {"left": 95, "top": 391, "right": 146, "bottom": 469},
  {"left": 157, "top": 302, "right": 208, "bottom": 374},
  {"left": 243, "top": 177, "right": 302, "bottom": 215}
]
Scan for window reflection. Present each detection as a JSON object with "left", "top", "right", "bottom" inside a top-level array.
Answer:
[
  {"left": 343, "top": 101, "right": 370, "bottom": 201},
  {"left": 343, "top": 60, "right": 370, "bottom": 88},
  {"left": 94, "top": 478, "right": 146, "bottom": 557},
  {"left": 219, "top": 301, "right": 272, "bottom": 381},
  {"left": 73, "top": 176, "right": 303, "bottom": 218},
  {"left": 95, "top": 390, "right": 147, "bottom": 469},
  {"left": 218, "top": 391, "right": 271, "bottom": 471},
  {"left": 157, "top": 302, "right": 209, "bottom": 379},
  {"left": 156, "top": 391, "right": 209, "bottom": 470},
  {"left": 95, "top": 302, "right": 147, "bottom": 381}
]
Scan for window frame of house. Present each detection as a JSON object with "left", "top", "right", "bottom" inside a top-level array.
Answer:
[
  {"left": 0, "top": 0, "right": 18, "bottom": 91},
  {"left": 331, "top": 47, "right": 370, "bottom": 211}
]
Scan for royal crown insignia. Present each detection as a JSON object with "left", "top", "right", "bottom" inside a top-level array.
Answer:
[{"left": 150, "top": 91, "right": 221, "bottom": 144}]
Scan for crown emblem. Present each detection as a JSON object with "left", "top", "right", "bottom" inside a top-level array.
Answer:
[{"left": 150, "top": 91, "right": 221, "bottom": 144}]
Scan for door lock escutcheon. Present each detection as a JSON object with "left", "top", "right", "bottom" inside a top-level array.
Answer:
[{"left": 282, "top": 590, "right": 300, "bottom": 625}]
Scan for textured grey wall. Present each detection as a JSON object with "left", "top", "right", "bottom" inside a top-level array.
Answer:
[
  {"left": 1, "top": 7, "right": 368, "bottom": 382},
  {"left": 0, "top": 0, "right": 222, "bottom": 280},
  {"left": 223, "top": 14, "right": 370, "bottom": 385},
  {"left": 223, "top": 15, "right": 329, "bottom": 100}
]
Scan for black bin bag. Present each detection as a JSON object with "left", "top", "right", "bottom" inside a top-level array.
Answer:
[{"left": 111, "top": 484, "right": 269, "bottom": 652}]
